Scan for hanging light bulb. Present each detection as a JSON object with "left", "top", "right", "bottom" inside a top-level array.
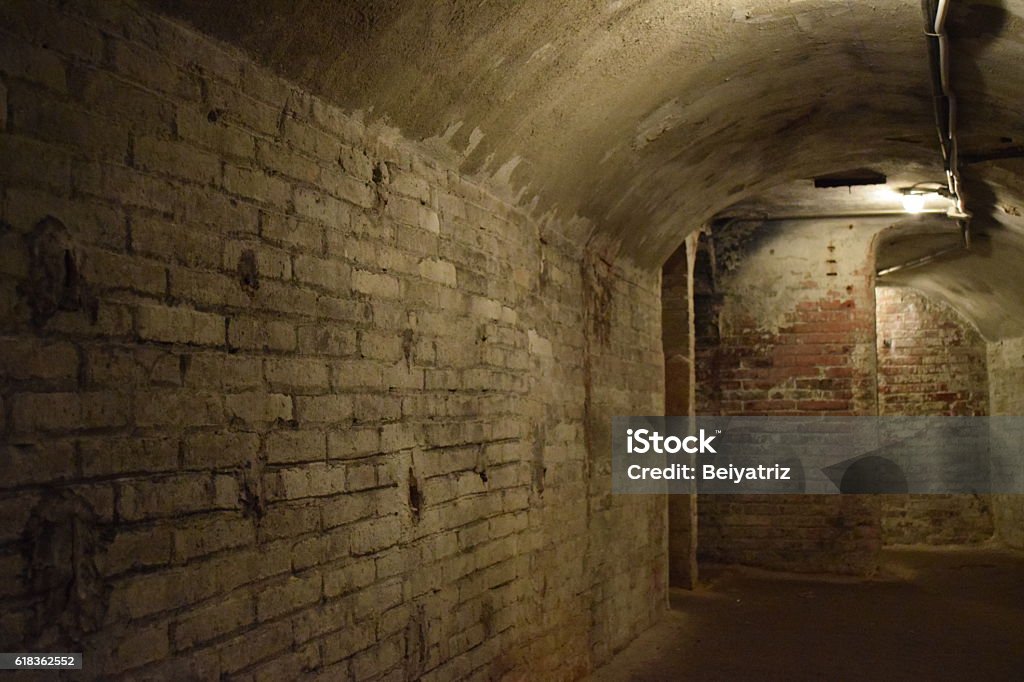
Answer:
[
  {"left": 899, "top": 182, "right": 954, "bottom": 214},
  {"left": 901, "top": 192, "right": 927, "bottom": 214}
]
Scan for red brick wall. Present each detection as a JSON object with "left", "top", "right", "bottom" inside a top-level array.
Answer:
[
  {"left": 707, "top": 295, "right": 876, "bottom": 415},
  {"left": 695, "top": 219, "right": 882, "bottom": 575},
  {"left": 875, "top": 286, "right": 992, "bottom": 545},
  {"left": 876, "top": 286, "right": 988, "bottom": 416}
]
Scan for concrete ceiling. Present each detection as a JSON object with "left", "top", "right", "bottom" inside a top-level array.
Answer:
[{"left": 151, "top": 0, "right": 1024, "bottom": 338}]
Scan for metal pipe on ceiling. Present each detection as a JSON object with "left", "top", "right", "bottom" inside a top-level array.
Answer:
[
  {"left": 876, "top": 0, "right": 973, "bottom": 278},
  {"left": 718, "top": 209, "right": 948, "bottom": 223},
  {"left": 926, "top": 0, "right": 969, "bottom": 231}
]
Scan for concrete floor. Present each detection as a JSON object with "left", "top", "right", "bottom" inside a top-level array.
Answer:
[{"left": 593, "top": 547, "right": 1024, "bottom": 681}]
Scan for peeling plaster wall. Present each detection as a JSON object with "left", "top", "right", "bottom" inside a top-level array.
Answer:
[
  {"left": 699, "top": 219, "right": 880, "bottom": 416},
  {"left": 696, "top": 219, "right": 882, "bottom": 575},
  {"left": 875, "top": 286, "right": 993, "bottom": 546},
  {"left": 0, "top": 1, "right": 664, "bottom": 678}
]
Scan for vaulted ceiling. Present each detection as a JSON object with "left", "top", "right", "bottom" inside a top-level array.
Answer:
[{"left": 151, "top": 0, "right": 1024, "bottom": 337}]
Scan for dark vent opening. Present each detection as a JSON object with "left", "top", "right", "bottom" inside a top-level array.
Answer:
[{"left": 813, "top": 169, "right": 887, "bottom": 188}]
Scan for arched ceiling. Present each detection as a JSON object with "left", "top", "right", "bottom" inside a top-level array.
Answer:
[
  {"left": 876, "top": 165, "right": 1024, "bottom": 340},
  {"left": 151, "top": 0, "right": 1024, "bottom": 338}
]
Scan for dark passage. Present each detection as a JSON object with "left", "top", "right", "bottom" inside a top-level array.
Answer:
[{"left": 594, "top": 548, "right": 1024, "bottom": 681}]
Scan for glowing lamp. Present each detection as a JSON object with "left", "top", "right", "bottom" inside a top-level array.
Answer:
[{"left": 901, "top": 192, "right": 927, "bottom": 214}]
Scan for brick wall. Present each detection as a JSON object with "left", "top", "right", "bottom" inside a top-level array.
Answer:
[
  {"left": 988, "top": 336, "right": 1024, "bottom": 549},
  {"left": 876, "top": 286, "right": 988, "bottom": 416},
  {"left": 0, "top": 1, "right": 665, "bottom": 678},
  {"left": 663, "top": 248, "right": 691, "bottom": 419},
  {"left": 695, "top": 219, "right": 882, "bottom": 575},
  {"left": 663, "top": 244, "right": 694, "bottom": 588},
  {"left": 875, "top": 286, "right": 993, "bottom": 545},
  {"left": 581, "top": 257, "right": 667, "bottom": 667}
]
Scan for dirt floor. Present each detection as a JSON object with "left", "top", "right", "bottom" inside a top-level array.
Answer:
[{"left": 592, "top": 547, "right": 1024, "bottom": 681}]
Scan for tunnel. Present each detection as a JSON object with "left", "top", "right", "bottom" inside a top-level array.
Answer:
[{"left": 1, "top": 0, "right": 1023, "bottom": 679}]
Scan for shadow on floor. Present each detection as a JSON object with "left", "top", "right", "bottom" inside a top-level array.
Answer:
[{"left": 591, "top": 547, "right": 1024, "bottom": 681}]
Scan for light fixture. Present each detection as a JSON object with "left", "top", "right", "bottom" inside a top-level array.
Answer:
[
  {"left": 899, "top": 182, "right": 950, "bottom": 214},
  {"left": 901, "top": 191, "right": 928, "bottom": 214}
]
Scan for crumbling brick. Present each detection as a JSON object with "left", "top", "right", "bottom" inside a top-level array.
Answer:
[{"left": 0, "top": 4, "right": 664, "bottom": 679}]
